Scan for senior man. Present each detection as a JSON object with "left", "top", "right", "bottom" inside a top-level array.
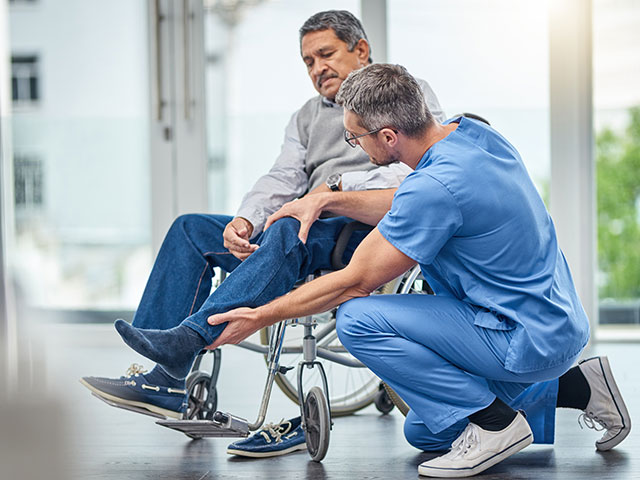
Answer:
[
  {"left": 203, "top": 64, "right": 631, "bottom": 476},
  {"left": 81, "top": 10, "right": 444, "bottom": 456}
]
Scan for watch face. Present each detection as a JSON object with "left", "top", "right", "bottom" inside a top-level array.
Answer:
[
  {"left": 327, "top": 173, "right": 341, "bottom": 184},
  {"left": 326, "top": 173, "right": 341, "bottom": 191}
]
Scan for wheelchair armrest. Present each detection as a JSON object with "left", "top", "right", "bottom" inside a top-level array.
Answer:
[{"left": 330, "top": 221, "right": 372, "bottom": 270}]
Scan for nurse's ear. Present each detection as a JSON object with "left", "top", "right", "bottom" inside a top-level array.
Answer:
[{"left": 379, "top": 127, "right": 399, "bottom": 148}]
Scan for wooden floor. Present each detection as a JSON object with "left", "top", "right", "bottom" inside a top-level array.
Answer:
[{"left": 32, "top": 324, "right": 640, "bottom": 479}]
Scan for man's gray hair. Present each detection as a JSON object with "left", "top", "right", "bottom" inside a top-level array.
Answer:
[
  {"left": 299, "top": 10, "right": 372, "bottom": 63},
  {"left": 336, "top": 64, "right": 433, "bottom": 137}
]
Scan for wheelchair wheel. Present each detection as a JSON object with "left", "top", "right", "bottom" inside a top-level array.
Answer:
[
  {"left": 304, "top": 386, "right": 331, "bottom": 462},
  {"left": 374, "top": 383, "right": 395, "bottom": 415},
  {"left": 260, "top": 265, "right": 429, "bottom": 417},
  {"left": 184, "top": 371, "right": 217, "bottom": 420},
  {"left": 260, "top": 310, "right": 380, "bottom": 417}
]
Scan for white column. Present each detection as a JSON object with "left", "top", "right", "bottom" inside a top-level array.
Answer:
[
  {"left": 173, "top": 0, "right": 208, "bottom": 219},
  {"left": 360, "top": 0, "right": 387, "bottom": 63},
  {"left": 148, "top": 0, "right": 208, "bottom": 254},
  {"left": 549, "top": 0, "right": 597, "bottom": 331},
  {"left": 0, "top": 0, "right": 18, "bottom": 393}
]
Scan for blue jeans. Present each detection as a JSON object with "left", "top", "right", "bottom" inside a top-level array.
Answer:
[
  {"left": 337, "top": 294, "right": 579, "bottom": 450},
  {"left": 132, "top": 214, "right": 368, "bottom": 344}
]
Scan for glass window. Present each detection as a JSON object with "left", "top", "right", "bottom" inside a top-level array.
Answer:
[
  {"left": 11, "top": 55, "right": 39, "bottom": 104},
  {"left": 8, "top": 0, "right": 152, "bottom": 312},
  {"left": 388, "top": 0, "right": 550, "bottom": 201},
  {"left": 13, "top": 153, "right": 44, "bottom": 208},
  {"left": 594, "top": 0, "right": 640, "bottom": 328}
]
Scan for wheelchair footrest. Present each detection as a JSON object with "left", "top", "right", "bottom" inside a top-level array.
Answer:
[
  {"left": 156, "top": 411, "right": 250, "bottom": 438},
  {"left": 91, "top": 393, "right": 167, "bottom": 419}
]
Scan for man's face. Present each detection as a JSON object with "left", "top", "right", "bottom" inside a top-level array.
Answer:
[
  {"left": 343, "top": 110, "right": 400, "bottom": 166},
  {"left": 301, "top": 29, "right": 369, "bottom": 101}
]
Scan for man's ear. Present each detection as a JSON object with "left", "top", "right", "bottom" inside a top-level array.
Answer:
[
  {"left": 380, "top": 128, "right": 398, "bottom": 148},
  {"left": 354, "top": 38, "right": 370, "bottom": 65}
]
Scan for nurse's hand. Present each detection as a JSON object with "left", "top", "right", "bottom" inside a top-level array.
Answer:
[
  {"left": 264, "top": 193, "right": 328, "bottom": 243},
  {"left": 207, "top": 307, "right": 262, "bottom": 349}
]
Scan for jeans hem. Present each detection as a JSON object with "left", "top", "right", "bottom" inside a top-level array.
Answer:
[{"left": 184, "top": 320, "right": 213, "bottom": 345}]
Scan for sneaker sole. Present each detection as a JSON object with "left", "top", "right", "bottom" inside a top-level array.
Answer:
[
  {"left": 418, "top": 433, "right": 533, "bottom": 478},
  {"left": 79, "top": 378, "right": 183, "bottom": 420},
  {"left": 226, "top": 443, "right": 307, "bottom": 458},
  {"left": 588, "top": 356, "right": 632, "bottom": 451}
]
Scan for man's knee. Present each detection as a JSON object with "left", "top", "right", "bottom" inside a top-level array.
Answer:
[
  {"left": 169, "top": 213, "right": 209, "bottom": 235},
  {"left": 165, "top": 214, "right": 198, "bottom": 242},
  {"left": 259, "top": 217, "right": 302, "bottom": 250},
  {"left": 168, "top": 214, "right": 227, "bottom": 238},
  {"left": 170, "top": 213, "right": 196, "bottom": 229},
  {"left": 263, "top": 217, "right": 301, "bottom": 237}
]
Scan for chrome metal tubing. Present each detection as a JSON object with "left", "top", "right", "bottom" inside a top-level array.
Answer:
[
  {"left": 247, "top": 320, "right": 287, "bottom": 431},
  {"left": 236, "top": 341, "right": 365, "bottom": 368},
  {"left": 315, "top": 347, "right": 365, "bottom": 368}
]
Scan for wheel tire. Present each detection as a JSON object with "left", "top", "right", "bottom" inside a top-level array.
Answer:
[
  {"left": 184, "top": 371, "right": 217, "bottom": 420},
  {"left": 304, "top": 386, "right": 331, "bottom": 462},
  {"left": 374, "top": 384, "right": 395, "bottom": 414}
]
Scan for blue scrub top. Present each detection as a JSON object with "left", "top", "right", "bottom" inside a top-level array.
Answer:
[{"left": 378, "top": 116, "right": 589, "bottom": 374}]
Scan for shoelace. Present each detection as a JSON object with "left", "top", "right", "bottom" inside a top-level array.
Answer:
[
  {"left": 450, "top": 423, "right": 481, "bottom": 459},
  {"left": 578, "top": 412, "right": 607, "bottom": 432},
  {"left": 259, "top": 419, "right": 292, "bottom": 444},
  {"left": 125, "top": 363, "right": 148, "bottom": 378}
]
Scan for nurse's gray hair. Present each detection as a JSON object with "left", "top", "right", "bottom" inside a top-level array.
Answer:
[
  {"left": 336, "top": 64, "right": 433, "bottom": 137},
  {"left": 300, "top": 10, "right": 372, "bottom": 63}
]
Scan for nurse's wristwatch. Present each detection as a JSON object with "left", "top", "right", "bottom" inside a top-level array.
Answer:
[{"left": 325, "top": 173, "right": 342, "bottom": 192}]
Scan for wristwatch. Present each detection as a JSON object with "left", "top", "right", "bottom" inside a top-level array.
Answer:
[{"left": 325, "top": 173, "right": 342, "bottom": 192}]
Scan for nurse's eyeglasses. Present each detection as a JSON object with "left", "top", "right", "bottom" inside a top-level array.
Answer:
[{"left": 344, "top": 127, "right": 397, "bottom": 148}]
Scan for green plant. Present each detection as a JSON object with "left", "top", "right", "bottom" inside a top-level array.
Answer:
[{"left": 596, "top": 106, "right": 640, "bottom": 299}]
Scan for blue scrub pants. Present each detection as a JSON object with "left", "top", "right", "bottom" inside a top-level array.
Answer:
[{"left": 337, "top": 294, "right": 579, "bottom": 450}]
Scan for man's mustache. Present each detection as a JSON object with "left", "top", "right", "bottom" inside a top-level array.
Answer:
[{"left": 317, "top": 73, "right": 339, "bottom": 89}]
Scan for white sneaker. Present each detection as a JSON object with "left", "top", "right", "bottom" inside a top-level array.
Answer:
[
  {"left": 418, "top": 411, "right": 533, "bottom": 478},
  {"left": 578, "top": 356, "right": 631, "bottom": 451}
]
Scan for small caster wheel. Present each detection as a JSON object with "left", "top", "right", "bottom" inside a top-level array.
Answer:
[
  {"left": 184, "top": 371, "right": 217, "bottom": 421},
  {"left": 303, "top": 386, "right": 330, "bottom": 462},
  {"left": 374, "top": 383, "right": 395, "bottom": 414}
]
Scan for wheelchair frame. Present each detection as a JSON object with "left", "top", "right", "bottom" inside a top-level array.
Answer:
[{"left": 158, "top": 278, "right": 336, "bottom": 461}]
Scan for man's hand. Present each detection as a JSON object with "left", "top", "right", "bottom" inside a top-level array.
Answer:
[
  {"left": 207, "top": 307, "right": 262, "bottom": 349},
  {"left": 264, "top": 193, "right": 328, "bottom": 243},
  {"left": 223, "top": 217, "right": 258, "bottom": 260}
]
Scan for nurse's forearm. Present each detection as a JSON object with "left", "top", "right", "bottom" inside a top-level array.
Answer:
[
  {"left": 316, "top": 189, "right": 396, "bottom": 226},
  {"left": 258, "top": 268, "right": 368, "bottom": 326}
]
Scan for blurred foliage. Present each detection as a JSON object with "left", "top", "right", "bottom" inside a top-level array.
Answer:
[{"left": 596, "top": 106, "right": 640, "bottom": 300}]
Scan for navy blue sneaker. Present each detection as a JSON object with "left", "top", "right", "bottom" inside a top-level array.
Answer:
[
  {"left": 227, "top": 417, "right": 306, "bottom": 457},
  {"left": 80, "top": 364, "right": 187, "bottom": 419}
]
